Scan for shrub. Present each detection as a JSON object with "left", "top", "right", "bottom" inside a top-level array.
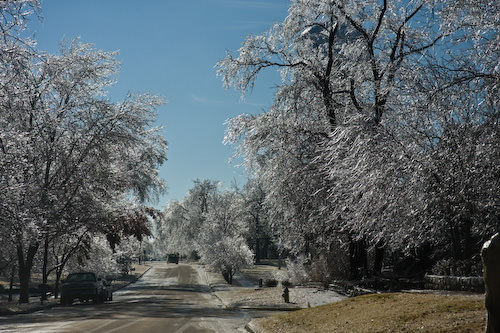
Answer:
[
  {"left": 432, "top": 259, "right": 483, "bottom": 277},
  {"left": 284, "top": 255, "right": 310, "bottom": 285},
  {"left": 265, "top": 279, "right": 278, "bottom": 287}
]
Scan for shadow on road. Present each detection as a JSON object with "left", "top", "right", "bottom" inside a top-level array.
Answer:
[{"left": 0, "top": 264, "right": 248, "bottom": 326}]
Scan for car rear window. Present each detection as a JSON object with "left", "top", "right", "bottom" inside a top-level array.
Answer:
[{"left": 66, "top": 273, "right": 96, "bottom": 282}]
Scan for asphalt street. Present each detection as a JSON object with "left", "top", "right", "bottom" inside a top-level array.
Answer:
[{"left": 0, "top": 262, "right": 264, "bottom": 332}]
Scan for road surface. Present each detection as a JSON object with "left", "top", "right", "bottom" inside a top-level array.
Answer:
[{"left": 0, "top": 262, "right": 268, "bottom": 332}]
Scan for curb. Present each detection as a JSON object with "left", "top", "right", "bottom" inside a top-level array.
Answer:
[
  {"left": 211, "top": 294, "right": 301, "bottom": 312},
  {"left": 232, "top": 305, "right": 301, "bottom": 311},
  {"left": 0, "top": 299, "right": 59, "bottom": 316},
  {"left": 245, "top": 319, "right": 267, "bottom": 333}
]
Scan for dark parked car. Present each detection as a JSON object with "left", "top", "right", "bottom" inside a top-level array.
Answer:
[
  {"left": 60, "top": 272, "right": 105, "bottom": 305},
  {"left": 167, "top": 253, "right": 179, "bottom": 264}
]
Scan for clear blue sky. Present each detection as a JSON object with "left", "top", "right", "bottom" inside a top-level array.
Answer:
[{"left": 29, "top": 0, "right": 289, "bottom": 208}]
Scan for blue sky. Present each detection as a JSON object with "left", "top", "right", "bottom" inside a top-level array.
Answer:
[{"left": 29, "top": 0, "right": 289, "bottom": 208}]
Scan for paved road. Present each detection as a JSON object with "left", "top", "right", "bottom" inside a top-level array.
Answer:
[{"left": 0, "top": 262, "right": 264, "bottom": 332}]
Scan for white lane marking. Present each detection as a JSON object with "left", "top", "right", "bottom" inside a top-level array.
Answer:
[
  {"left": 102, "top": 317, "right": 147, "bottom": 333},
  {"left": 88, "top": 319, "right": 115, "bottom": 332}
]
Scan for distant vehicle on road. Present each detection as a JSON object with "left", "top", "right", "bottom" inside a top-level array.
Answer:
[
  {"left": 167, "top": 253, "right": 179, "bottom": 264},
  {"left": 60, "top": 272, "right": 105, "bottom": 305}
]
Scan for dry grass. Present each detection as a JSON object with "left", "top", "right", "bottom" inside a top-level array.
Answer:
[{"left": 259, "top": 292, "right": 486, "bottom": 333}]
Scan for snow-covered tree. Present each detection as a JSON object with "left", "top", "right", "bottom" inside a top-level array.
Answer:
[
  {"left": 157, "top": 200, "right": 189, "bottom": 256},
  {"left": 157, "top": 180, "right": 219, "bottom": 259},
  {"left": 0, "top": 9, "right": 167, "bottom": 301},
  {"left": 0, "top": 0, "right": 45, "bottom": 303},
  {"left": 157, "top": 180, "right": 253, "bottom": 283},
  {"left": 420, "top": 123, "right": 500, "bottom": 267},
  {"left": 393, "top": 0, "right": 500, "bottom": 272},
  {"left": 196, "top": 189, "right": 253, "bottom": 284},
  {"left": 63, "top": 234, "right": 141, "bottom": 279},
  {"left": 219, "top": 0, "right": 500, "bottom": 279},
  {"left": 219, "top": 0, "right": 443, "bottom": 277},
  {"left": 240, "top": 178, "right": 272, "bottom": 263}
]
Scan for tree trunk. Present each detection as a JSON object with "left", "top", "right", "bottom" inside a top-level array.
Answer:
[
  {"left": 349, "top": 239, "right": 358, "bottom": 280},
  {"left": 41, "top": 233, "right": 49, "bottom": 301},
  {"left": 51, "top": 231, "right": 88, "bottom": 298},
  {"left": 53, "top": 251, "right": 68, "bottom": 299},
  {"left": 255, "top": 214, "right": 261, "bottom": 263},
  {"left": 54, "top": 268, "right": 63, "bottom": 299},
  {"left": 8, "top": 264, "right": 15, "bottom": 302},
  {"left": 462, "top": 218, "right": 473, "bottom": 261},
  {"left": 262, "top": 238, "right": 270, "bottom": 260},
  {"left": 255, "top": 237, "right": 261, "bottom": 264},
  {"left": 373, "top": 239, "right": 385, "bottom": 276},
  {"left": 349, "top": 238, "right": 368, "bottom": 280},
  {"left": 451, "top": 225, "right": 462, "bottom": 262},
  {"left": 222, "top": 267, "right": 234, "bottom": 284},
  {"left": 17, "top": 243, "right": 39, "bottom": 304},
  {"left": 359, "top": 239, "right": 368, "bottom": 277}
]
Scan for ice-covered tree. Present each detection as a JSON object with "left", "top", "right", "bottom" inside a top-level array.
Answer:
[
  {"left": 157, "top": 181, "right": 253, "bottom": 283},
  {"left": 1, "top": 23, "right": 167, "bottom": 302},
  {"left": 219, "top": 0, "right": 443, "bottom": 275},
  {"left": 240, "top": 178, "right": 272, "bottom": 263},
  {"left": 157, "top": 200, "right": 189, "bottom": 256},
  {"left": 0, "top": 0, "right": 45, "bottom": 303},
  {"left": 157, "top": 180, "right": 219, "bottom": 259},
  {"left": 381, "top": 0, "right": 500, "bottom": 272},
  {"left": 196, "top": 189, "right": 253, "bottom": 283},
  {"left": 403, "top": 0, "right": 500, "bottom": 270},
  {"left": 219, "top": 0, "right": 500, "bottom": 278}
]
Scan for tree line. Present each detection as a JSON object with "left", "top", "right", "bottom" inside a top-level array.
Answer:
[{"left": 0, "top": 1, "right": 166, "bottom": 303}]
